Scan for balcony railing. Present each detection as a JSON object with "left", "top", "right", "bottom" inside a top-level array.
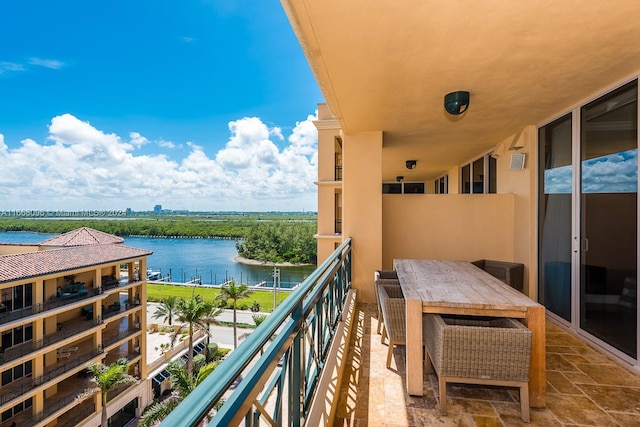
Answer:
[
  {"left": 30, "top": 390, "right": 90, "bottom": 426},
  {"left": 103, "top": 326, "right": 141, "bottom": 348},
  {"left": 0, "top": 287, "right": 101, "bottom": 326},
  {"left": 160, "top": 238, "right": 352, "bottom": 427},
  {"left": 0, "top": 347, "right": 103, "bottom": 406},
  {"left": 0, "top": 317, "right": 102, "bottom": 365}
]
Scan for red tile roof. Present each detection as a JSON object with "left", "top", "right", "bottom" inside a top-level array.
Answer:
[
  {"left": 39, "top": 227, "right": 125, "bottom": 247},
  {"left": 0, "top": 244, "right": 152, "bottom": 283}
]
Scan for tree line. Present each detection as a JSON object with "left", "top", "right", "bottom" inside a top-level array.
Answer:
[{"left": 235, "top": 221, "right": 317, "bottom": 264}]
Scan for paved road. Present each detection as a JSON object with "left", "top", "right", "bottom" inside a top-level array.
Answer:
[{"left": 145, "top": 303, "right": 266, "bottom": 363}]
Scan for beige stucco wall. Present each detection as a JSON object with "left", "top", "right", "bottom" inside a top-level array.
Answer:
[
  {"left": 316, "top": 183, "right": 337, "bottom": 236},
  {"left": 382, "top": 194, "right": 515, "bottom": 267},
  {"left": 496, "top": 125, "right": 537, "bottom": 297},
  {"left": 342, "top": 131, "right": 383, "bottom": 303},
  {"left": 0, "top": 244, "right": 41, "bottom": 255}
]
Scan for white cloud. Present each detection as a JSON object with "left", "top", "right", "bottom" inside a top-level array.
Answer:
[
  {"left": 0, "top": 113, "right": 318, "bottom": 211},
  {"left": 28, "top": 57, "right": 65, "bottom": 69},
  {"left": 0, "top": 61, "right": 26, "bottom": 76},
  {"left": 158, "top": 139, "right": 176, "bottom": 149}
]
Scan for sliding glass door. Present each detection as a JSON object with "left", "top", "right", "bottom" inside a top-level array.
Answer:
[
  {"left": 539, "top": 114, "right": 573, "bottom": 322},
  {"left": 579, "top": 81, "right": 637, "bottom": 358},
  {"left": 539, "top": 80, "right": 638, "bottom": 360}
]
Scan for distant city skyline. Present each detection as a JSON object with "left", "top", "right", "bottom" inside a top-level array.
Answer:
[{"left": 0, "top": 1, "right": 322, "bottom": 212}]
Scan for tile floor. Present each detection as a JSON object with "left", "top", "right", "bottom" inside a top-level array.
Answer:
[{"left": 334, "top": 303, "right": 640, "bottom": 427}]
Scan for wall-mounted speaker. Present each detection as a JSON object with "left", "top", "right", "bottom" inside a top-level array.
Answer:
[{"left": 510, "top": 153, "right": 526, "bottom": 170}]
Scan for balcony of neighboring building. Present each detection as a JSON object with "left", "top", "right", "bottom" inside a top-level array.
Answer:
[
  {"left": 0, "top": 355, "right": 137, "bottom": 427},
  {"left": 0, "top": 337, "right": 103, "bottom": 412},
  {"left": 0, "top": 273, "right": 143, "bottom": 330},
  {"left": 103, "top": 316, "right": 142, "bottom": 351},
  {"left": 0, "top": 314, "right": 102, "bottom": 367}
]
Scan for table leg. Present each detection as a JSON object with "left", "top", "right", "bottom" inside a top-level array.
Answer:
[
  {"left": 405, "top": 298, "right": 423, "bottom": 396},
  {"left": 523, "top": 305, "right": 546, "bottom": 408}
]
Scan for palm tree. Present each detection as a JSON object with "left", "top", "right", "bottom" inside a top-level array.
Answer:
[
  {"left": 140, "top": 360, "right": 218, "bottom": 426},
  {"left": 152, "top": 295, "right": 179, "bottom": 326},
  {"left": 82, "top": 358, "right": 137, "bottom": 427},
  {"left": 217, "top": 281, "right": 252, "bottom": 349},
  {"left": 171, "top": 293, "right": 218, "bottom": 375}
]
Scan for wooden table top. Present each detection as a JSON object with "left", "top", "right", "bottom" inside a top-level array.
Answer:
[{"left": 393, "top": 259, "right": 541, "bottom": 313}]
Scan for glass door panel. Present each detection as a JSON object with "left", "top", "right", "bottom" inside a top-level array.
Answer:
[
  {"left": 539, "top": 114, "right": 573, "bottom": 321},
  {"left": 580, "top": 80, "right": 638, "bottom": 358}
]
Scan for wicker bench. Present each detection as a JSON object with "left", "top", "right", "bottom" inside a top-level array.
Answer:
[
  {"left": 471, "top": 259, "right": 525, "bottom": 292},
  {"left": 423, "top": 314, "right": 532, "bottom": 422}
]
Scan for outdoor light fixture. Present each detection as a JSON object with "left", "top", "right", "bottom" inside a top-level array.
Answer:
[
  {"left": 406, "top": 160, "right": 417, "bottom": 170},
  {"left": 396, "top": 176, "right": 404, "bottom": 182},
  {"left": 444, "top": 91, "right": 470, "bottom": 115}
]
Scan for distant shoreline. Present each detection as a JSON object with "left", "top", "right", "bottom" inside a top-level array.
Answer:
[{"left": 234, "top": 256, "right": 313, "bottom": 267}]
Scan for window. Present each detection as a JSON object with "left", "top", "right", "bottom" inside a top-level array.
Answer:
[
  {"left": 434, "top": 175, "right": 448, "bottom": 194},
  {"left": 382, "top": 183, "right": 402, "bottom": 194},
  {"left": 382, "top": 182, "right": 425, "bottom": 194},
  {"left": 1, "top": 284, "right": 33, "bottom": 312},
  {"left": 461, "top": 153, "right": 497, "bottom": 194},
  {"left": 1, "top": 360, "right": 32, "bottom": 386},
  {"left": 1, "top": 324, "right": 33, "bottom": 350},
  {"left": 403, "top": 182, "right": 425, "bottom": 193}
]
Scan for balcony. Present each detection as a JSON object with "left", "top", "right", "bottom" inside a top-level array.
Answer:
[
  {"left": 0, "top": 317, "right": 102, "bottom": 365},
  {"left": 334, "top": 304, "right": 640, "bottom": 426},
  {"left": 0, "top": 287, "right": 101, "bottom": 326},
  {"left": 155, "top": 239, "right": 640, "bottom": 426},
  {"left": 0, "top": 346, "right": 103, "bottom": 408}
]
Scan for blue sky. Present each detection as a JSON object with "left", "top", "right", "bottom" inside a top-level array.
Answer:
[{"left": 0, "top": 1, "right": 323, "bottom": 212}]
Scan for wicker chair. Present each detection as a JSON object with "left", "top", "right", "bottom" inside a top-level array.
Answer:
[
  {"left": 378, "top": 282, "right": 428, "bottom": 369},
  {"left": 374, "top": 270, "right": 400, "bottom": 337},
  {"left": 423, "top": 314, "right": 532, "bottom": 422},
  {"left": 471, "top": 259, "right": 525, "bottom": 292}
]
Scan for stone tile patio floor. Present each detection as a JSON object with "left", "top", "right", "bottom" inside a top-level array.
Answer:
[{"left": 334, "top": 303, "right": 640, "bottom": 427}]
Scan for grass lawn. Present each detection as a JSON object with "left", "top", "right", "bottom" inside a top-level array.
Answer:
[{"left": 147, "top": 284, "right": 289, "bottom": 312}]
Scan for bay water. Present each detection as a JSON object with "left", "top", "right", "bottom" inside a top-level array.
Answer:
[{"left": 0, "top": 231, "right": 315, "bottom": 288}]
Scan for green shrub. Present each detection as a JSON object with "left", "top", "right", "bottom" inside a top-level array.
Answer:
[{"left": 252, "top": 313, "right": 268, "bottom": 327}]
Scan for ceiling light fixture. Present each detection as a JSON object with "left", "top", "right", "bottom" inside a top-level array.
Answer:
[{"left": 406, "top": 160, "right": 417, "bottom": 170}]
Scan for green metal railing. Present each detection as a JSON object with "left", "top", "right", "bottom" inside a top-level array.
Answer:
[{"left": 160, "top": 238, "right": 352, "bottom": 427}]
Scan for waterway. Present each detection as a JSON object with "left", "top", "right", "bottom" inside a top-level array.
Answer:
[{"left": 0, "top": 231, "right": 315, "bottom": 288}]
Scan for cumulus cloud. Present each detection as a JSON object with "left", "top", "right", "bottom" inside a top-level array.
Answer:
[
  {"left": 0, "top": 113, "right": 318, "bottom": 211},
  {"left": 545, "top": 149, "right": 637, "bottom": 194}
]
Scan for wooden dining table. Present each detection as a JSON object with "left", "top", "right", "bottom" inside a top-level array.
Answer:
[{"left": 394, "top": 259, "right": 546, "bottom": 408}]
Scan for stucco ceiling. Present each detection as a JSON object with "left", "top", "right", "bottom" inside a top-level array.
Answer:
[{"left": 282, "top": 0, "right": 640, "bottom": 182}]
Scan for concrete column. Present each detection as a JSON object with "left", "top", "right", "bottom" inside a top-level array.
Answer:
[{"left": 342, "top": 131, "right": 383, "bottom": 303}]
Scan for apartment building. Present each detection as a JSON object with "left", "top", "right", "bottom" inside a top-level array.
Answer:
[{"left": 0, "top": 227, "right": 152, "bottom": 426}]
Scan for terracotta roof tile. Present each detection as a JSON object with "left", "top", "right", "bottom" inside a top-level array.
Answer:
[
  {"left": 0, "top": 244, "right": 152, "bottom": 283},
  {"left": 39, "top": 227, "right": 124, "bottom": 247}
]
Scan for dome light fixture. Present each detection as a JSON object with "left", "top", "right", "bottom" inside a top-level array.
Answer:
[
  {"left": 444, "top": 91, "right": 470, "bottom": 115},
  {"left": 406, "top": 160, "right": 417, "bottom": 170}
]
